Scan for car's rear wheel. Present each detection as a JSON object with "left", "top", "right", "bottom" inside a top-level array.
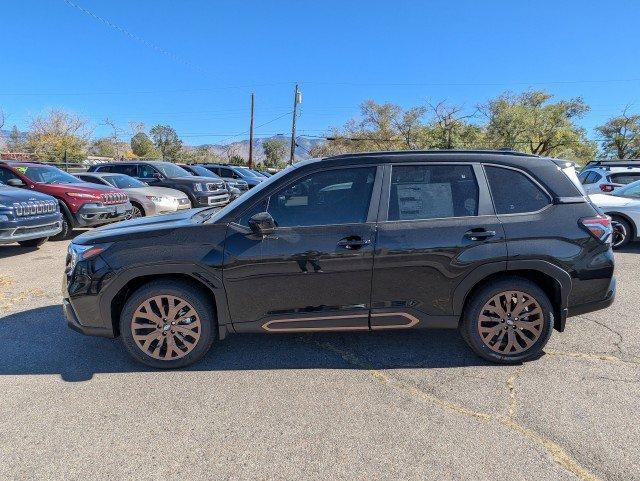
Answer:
[
  {"left": 18, "top": 237, "right": 48, "bottom": 248},
  {"left": 460, "top": 277, "right": 553, "bottom": 364},
  {"left": 120, "top": 280, "right": 216, "bottom": 368},
  {"left": 610, "top": 216, "right": 632, "bottom": 249}
]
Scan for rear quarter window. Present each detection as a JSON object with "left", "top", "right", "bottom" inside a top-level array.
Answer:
[
  {"left": 485, "top": 166, "right": 551, "bottom": 215},
  {"left": 608, "top": 172, "right": 640, "bottom": 184}
]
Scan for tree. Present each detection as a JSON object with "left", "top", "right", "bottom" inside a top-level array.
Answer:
[
  {"left": 481, "top": 90, "right": 596, "bottom": 163},
  {"left": 149, "top": 124, "right": 182, "bottom": 160},
  {"left": 26, "top": 110, "right": 91, "bottom": 162},
  {"left": 419, "top": 102, "right": 484, "bottom": 150},
  {"left": 262, "top": 138, "right": 287, "bottom": 168},
  {"left": 595, "top": 108, "right": 640, "bottom": 159},
  {"left": 229, "top": 155, "right": 247, "bottom": 166},
  {"left": 90, "top": 138, "right": 118, "bottom": 157},
  {"left": 130, "top": 132, "right": 157, "bottom": 158},
  {"left": 7, "top": 125, "right": 25, "bottom": 151}
]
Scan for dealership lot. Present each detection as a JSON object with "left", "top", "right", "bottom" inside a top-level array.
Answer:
[{"left": 0, "top": 238, "right": 638, "bottom": 481}]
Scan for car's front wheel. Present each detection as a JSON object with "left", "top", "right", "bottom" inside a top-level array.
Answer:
[
  {"left": 610, "top": 216, "right": 632, "bottom": 249},
  {"left": 460, "top": 277, "right": 553, "bottom": 364},
  {"left": 120, "top": 280, "right": 216, "bottom": 368}
]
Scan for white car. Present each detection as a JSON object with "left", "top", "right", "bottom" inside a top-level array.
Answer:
[
  {"left": 579, "top": 162, "right": 640, "bottom": 195},
  {"left": 589, "top": 179, "right": 640, "bottom": 247}
]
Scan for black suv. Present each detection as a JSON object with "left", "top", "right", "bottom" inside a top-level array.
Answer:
[
  {"left": 64, "top": 151, "right": 615, "bottom": 368},
  {"left": 202, "top": 164, "right": 264, "bottom": 188},
  {"left": 89, "top": 161, "right": 229, "bottom": 207}
]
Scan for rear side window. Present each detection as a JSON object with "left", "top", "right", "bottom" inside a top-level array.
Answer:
[
  {"left": 608, "top": 172, "right": 640, "bottom": 184},
  {"left": 485, "top": 166, "right": 551, "bottom": 215},
  {"left": 388, "top": 165, "right": 479, "bottom": 221}
]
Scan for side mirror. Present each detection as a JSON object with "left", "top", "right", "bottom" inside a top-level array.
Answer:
[
  {"left": 153, "top": 173, "right": 164, "bottom": 180},
  {"left": 248, "top": 212, "right": 276, "bottom": 236},
  {"left": 6, "top": 178, "right": 25, "bottom": 188}
]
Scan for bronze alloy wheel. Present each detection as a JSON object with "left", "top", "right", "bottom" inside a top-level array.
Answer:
[
  {"left": 131, "top": 295, "right": 202, "bottom": 360},
  {"left": 477, "top": 290, "right": 544, "bottom": 355}
]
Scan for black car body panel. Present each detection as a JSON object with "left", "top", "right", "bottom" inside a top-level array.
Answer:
[
  {"left": 65, "top": 151, "right": 615, "bottom": 341},
  {"left": 0, "top": 184, "right": 62, "bottom": 244}
]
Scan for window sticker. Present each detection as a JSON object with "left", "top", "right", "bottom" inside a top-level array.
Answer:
[{"left": 15, "top": 166, "right": 28, "bottom": 174}]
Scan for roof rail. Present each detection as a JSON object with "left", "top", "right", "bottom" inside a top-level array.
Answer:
[
  {"left": 584, "top": 159, "right": 640, "bottom": 169},
  {"left": 325, "top": 149, "right": 539, "bottom": 160}
]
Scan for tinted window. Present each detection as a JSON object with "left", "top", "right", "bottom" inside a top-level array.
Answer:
[
  {"left": 266, "top": 167, "right": 376, "bottom": 227},
  {"left": 138, "top": 164, "right": 158, "bottom": 179},
  {"left": 389, "top": 165, "right": 478, "bottom": 220},
  {"left": 79, "top": 175, "right": 108, "bottom": 185},
  {"left": 608, "top": 172, "right": 640, "bottom": 184},
  {"left": 218, "top": 167, "right": 235, "bottom": 178},
  {"left": 106, "top": 164, "right": 138, "bottom": 177},
  {"left": 0, "top": 167, "right": 21, "bottom": 183},
  {"left": 485, "top": 166, "right": 551, "bottom": 214}
]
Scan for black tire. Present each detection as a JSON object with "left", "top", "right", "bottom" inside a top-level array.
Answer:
[
  {"left": 460, "top": 277, "right": 554, "bottom": 364},
  {"left": 610, "top": 216, "right": 632, "bottom": 249},
  {"left": 120, "top": 279, "right": 216, "bottom": 369},
  {"left": 18, "top": 237, "right": 48, "bottom": 248},
  {"left": 51, "top": 212, "right": 71, "bottom": 240},
  {"left": 131, "top": 202, "right": 145, "bottom": 218}
]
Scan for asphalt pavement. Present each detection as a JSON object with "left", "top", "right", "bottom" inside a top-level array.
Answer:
[{"left": 0, "top": 237, "right": 638, "bottom": 480}]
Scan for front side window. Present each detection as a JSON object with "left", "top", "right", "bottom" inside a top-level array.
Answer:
[
  {"left": 138, "top": 164, "right": 158, "bottom": 179},
  {"left": 264, "top": 167, "right": 376, "bottom": 227},
  {"left": 388, "top": 165, "right": 478, "bottom": 221},
  {"left": 485, "top": 166, "right": 551, "bottom": 215},
  {"left": 0, "top": 167, "right": 21, "bottom": 183},
  {"left": 608, "top": 172, "right": 640, "bottom": 185}
]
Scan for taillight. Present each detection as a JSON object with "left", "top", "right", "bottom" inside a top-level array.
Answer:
[
  {"left": 600, "top": 184, "right": 615, "bottom": 193},
  {"left": 579, "top": 215, "right": 612, "bottom": 243}
]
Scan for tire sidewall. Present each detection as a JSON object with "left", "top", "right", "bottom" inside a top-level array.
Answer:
[
  {"left": 120, "top": 280, "right": 216, "bottom": 369},
  {"left": 611, "top": 216, "right": 631, "bottom": 249},
  {"left": 462, "top": 278, "right": 554, "bottom": 364}
]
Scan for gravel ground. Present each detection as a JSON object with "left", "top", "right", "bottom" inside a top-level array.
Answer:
[{"left": 0, "top": 236, "right": 638, "bottom": 481}]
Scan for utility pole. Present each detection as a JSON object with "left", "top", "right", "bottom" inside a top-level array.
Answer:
[
  {"left": 289, "top": 84, "right": 301, "bottom": 165},
  {"left": 248, "top": 93, "right": 255, "bottom": 169}
]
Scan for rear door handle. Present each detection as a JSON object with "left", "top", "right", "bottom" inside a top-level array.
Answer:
[
  {"left": 464, "top": 229, "right": 496, "bottom": 241},
  {"left": 337, "top": 236, "right": 370, "bottom": 250}
]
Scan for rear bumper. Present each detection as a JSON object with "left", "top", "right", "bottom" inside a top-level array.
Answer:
[
  {"left": 72, "top": 202, "right": 133, "bottom": 227},
  {"left": 567, "top": 276, "right": 616, "bottom": 318}
]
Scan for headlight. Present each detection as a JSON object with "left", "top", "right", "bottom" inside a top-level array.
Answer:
[
  {"left": 0, "top": 214, "right": 9, "bottom": 222},
  {"left": 67, "top": 242, "right": 112, "bottom": 271},
  {"left": 193, "top": 183, "right": 204, "bottom": 192}
]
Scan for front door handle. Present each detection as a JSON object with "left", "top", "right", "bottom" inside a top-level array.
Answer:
[
  {"left": 464, "top": 228, "right": 496, "bottom": 241},
  {"left": 337, "top": 236, "right": 369, "bottom": 250}
]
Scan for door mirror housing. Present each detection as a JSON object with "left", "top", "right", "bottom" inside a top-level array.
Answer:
[
  {"left": 6, "top": 178, "right": 25, "bottom": 188},
  {"left": 153, "top": 172, "right": 164, "bottom": 180},
  {"left": 248, "top": 212, "right": 277, "bottom": 236}
]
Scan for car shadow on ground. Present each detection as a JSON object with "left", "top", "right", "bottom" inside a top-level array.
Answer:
[
  {"left": 0, "top": 304, "right": 494, "bottom": 382},
  {"left": 0, "top": 230, "right": 88, "bottom": 259}
]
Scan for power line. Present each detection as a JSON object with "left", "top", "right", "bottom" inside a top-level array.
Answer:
[{"left": 302, "top": 78, "right": 640, "bottom": 87}]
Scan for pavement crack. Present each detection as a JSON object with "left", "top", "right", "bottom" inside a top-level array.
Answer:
[
  {"left": 304, "top": 337, "right": 603, "bottom": 481},
  {"left": 582, "top": 316, "right": 624, "bottom": 354},
  {"left": 544, "top": 349, "right": 636, "bottom": 365}
]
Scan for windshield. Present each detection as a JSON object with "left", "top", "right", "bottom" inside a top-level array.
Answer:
[
  {"left": 18, "top": 165, "right": 84, "bottom": 184},
  {"left": 236, "top": 167, "right": 264, "bottom": 179},
  {"left": 613, "top": 180, "right": 640, "bottom": 198},
  {"left": 106, "top": 174, "right": 147, "bottom": 189},
  {"left": 193, "top": 163, "right": 301, "bottom": 223},
  {"left": 154, "top": 163, "right": 191, "bottom": 178},
  {"left": 189, "top": 165, "right": 221, "bottom": 178}
]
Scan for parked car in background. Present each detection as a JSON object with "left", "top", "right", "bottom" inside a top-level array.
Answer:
[
  {"left": 578, "top": 161, "right": 640, "bottom": 194},
  {"left": 589, "top": 179, "right": 640, "bottom": 248},
  {"left": 177, "top": 164, "right": 243, "bottom": 200},
  {"left": 64, "top": 150, "right": 614, "bottom": 369},
  {"left": 89, "top": 161, "right": 229, "bottom": 208},
  {"left": 0, "top": 161, "right": 131, "bottom": 239},
  {"left": 76, "top": 173, "right": 191, "bottom": 218},
  {"left": 202, "top": 163, "right": 264, "bottom": 188},
  {"left": 0, "top": 181, "right": 62, "bottom": 247}
]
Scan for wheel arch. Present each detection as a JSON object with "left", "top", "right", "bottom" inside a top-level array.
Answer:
[
  {"left": 604, "top": 211, "right": 637, "bottom": 240},
  {"left": 454, "top": 261, "right": 570, "bottom": 332},
  {"left": 102, "top": 265, "right": 231, "bottom": 339},
  {"left": 129, "top": 200, "right": 146, "bottom": 216}
]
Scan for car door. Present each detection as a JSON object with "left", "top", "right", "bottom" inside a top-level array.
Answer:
[
  {"left": 371, "top": 162, "right": 507, "bottom": 329},
  {"left": 224, "top": 165, "right": 382, "bottom": 333}
]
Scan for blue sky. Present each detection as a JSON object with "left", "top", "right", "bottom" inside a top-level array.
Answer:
[{"left": 1, "top": 0, "right": 640, "bottom": 144}]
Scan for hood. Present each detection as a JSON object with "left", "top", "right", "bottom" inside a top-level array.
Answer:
[
  {"left": 73, "top": 207, "right": 216, "bottom": 245},
  {"left": 168, "top": 176, "right": 221, "bottom": 185},
  {"left": 589, "top": 193, "right": 640, "bottom": 208},
  {"left": 0, "top": 185, "right": 57, "bottom": 203},
  {"left": 133, "top": 186, "right": 190, "bottom": 198}
]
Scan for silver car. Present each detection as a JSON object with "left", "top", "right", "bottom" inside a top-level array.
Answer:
[{"left": 76, "top": 173, "right": 191, "bottom": 217}]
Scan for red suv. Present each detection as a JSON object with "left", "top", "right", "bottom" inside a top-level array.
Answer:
[{"left": 0, "top": 161, "right": 132, "bottom": 239}]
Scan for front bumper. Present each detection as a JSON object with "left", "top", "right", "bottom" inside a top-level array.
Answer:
[
  {"left": 73, "top": 202, "right": 133, "bottom": 227},
  {"left": 63, "top": 298, "right": 114, "bottom": 338},
  {"left": 193, "top": 193, "right": 230, "bottom": 207},
  {"left": 0, "top": 214, "right": 63, "bottom": 244}
]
